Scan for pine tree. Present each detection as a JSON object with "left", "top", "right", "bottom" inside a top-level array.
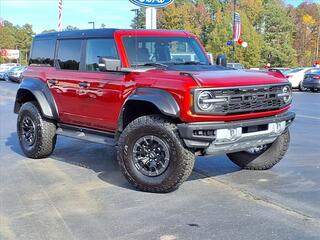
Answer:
[
  {"left": 130, "top": 8, "right": 146, "bottom": 29},
  {"left": 261, "top": 0, "right": 297, "bottom": 67}
]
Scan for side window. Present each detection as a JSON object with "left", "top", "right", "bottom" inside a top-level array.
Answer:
[
  {"left": 56, "top": 39, "right": 82, "bottom": 70},
  {"left": 29, "top": 39, "right": 55, "bottom": 66},
  {"left": 85, "top": 38, "right": 119, "bottom": 72}
]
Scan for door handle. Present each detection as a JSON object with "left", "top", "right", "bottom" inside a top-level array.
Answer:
[
  {"left": 79, "top": 82, "right": 90, "bottom": 88},
  {"left": 48, "top": 79, "right": 58, "bottom": 85}
]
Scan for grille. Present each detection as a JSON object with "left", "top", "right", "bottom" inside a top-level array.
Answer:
[{"left": 197, "top": 84, "right": 289, "bottom": 115}]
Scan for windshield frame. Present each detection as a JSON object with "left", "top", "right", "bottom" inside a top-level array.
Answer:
[{"left": 121, "top": 35, "right": 210, "bottom": 68}]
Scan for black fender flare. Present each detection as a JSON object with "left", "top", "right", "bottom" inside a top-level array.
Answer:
[
  {"left": 117, "top": 88, "right": 180, "bottom": 132},
  {"left": 14, "top": 78, "right": 59, "bottom": 120}
]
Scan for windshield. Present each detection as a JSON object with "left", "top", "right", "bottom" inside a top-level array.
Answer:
[{"left": 123, "top": 36, "right": 209, "bottom": 67}]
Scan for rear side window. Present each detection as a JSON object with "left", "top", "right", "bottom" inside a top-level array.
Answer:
[
  {"left": 85, "top": 39, "right": 119, "bottom": 72},
  {"left": 29, "top": 39, "right": 55, "bottom": 66},
  {"left": 56, "top": 39, "right": 82, "bottom": 70}
]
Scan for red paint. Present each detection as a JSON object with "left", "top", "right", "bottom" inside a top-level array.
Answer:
[{"left": 24, "top": 29, "right": 292, "bottom": 132}]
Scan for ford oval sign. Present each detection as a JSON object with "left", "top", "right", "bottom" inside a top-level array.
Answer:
[{"left": 129, "top": 0, "right": 174, "bottom": 8}]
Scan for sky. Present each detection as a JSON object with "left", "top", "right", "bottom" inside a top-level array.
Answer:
[
  {"left": 0, "top": 0, "right": 313, "bottom": 34},
  {"left": 1, "top": 0, "right": 138, "bottom": 33}
]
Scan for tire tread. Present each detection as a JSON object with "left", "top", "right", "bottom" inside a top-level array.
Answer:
[
  {"left": 18, "top": 102, "right": 56, "bottom": 159},
  {"left": 117, "top": 115, "right": 195, "bottom": 193},
  {"left": 227, "top": 131, "right": 290, "bottom": 170}
]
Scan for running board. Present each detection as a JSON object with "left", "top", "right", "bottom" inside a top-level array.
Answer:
[{"left": 56, "top": 124, "right": 116, "bottom": 146}]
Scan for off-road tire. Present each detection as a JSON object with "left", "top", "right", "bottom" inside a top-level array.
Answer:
[
  {"left": 117, "top": 115, "right": 195, "bottom": 193},
  {"left": 17, "top": 102, "right": 57, "bottom": 159},
  {"left": 227, "top": 130, "right": 290, "bottom": 170}
]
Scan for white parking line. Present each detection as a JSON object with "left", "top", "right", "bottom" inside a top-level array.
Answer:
[{"left": 297, "top": 115, "right": 320, "bottom": 120}]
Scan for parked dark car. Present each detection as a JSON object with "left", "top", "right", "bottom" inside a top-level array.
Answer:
[
  {"left": 303, "top": 69, "right": 320, "bottom": 92},
  {"left": 7, "top": 66, "right": 27, "bottom": 83}
]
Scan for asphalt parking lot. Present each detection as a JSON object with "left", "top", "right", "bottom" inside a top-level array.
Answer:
[{"left": 0, "top": 81, "right": 319, "bottom": 240}]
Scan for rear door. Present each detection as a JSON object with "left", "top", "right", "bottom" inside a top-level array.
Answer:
[{"left": 47, "top": 38, "right": 85, "bottom": 125}]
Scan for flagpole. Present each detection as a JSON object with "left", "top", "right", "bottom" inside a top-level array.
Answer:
[{"left": 58, "top": 0, "right": 63, "bottom": 31}]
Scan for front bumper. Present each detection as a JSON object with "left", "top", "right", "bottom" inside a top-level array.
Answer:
[{"left": 178, "top": 112, "right": 295, "bottom": 155}]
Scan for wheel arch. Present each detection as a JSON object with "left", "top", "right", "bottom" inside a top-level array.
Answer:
[
  {"left": 118, "top": 88, "right": 180, "bottom": 133},
  {"left": 14, "top": 78, "right": 59, "bottom": 120}
]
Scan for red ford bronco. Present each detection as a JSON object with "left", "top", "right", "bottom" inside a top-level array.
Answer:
[{"left": 15, "top": 29, "right": 295, "bottom": 192}]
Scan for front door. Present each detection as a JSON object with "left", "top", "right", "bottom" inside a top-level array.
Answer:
[
  {"left": 75, "top": 38, "right": 124, "bottom": 131},
  {"left": 75, "top": 71, "right": 124, "bottom": 131}
]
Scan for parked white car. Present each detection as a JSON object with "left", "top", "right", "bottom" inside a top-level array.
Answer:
[
  {"left": 0, "top": 63, "right": 20, "bottom": 80},
  {"left": 284, "top": 67, "right": 313, "bottom": 90},
  {"left": 7, "top": 66, "right": 27, "bottom": 83}
]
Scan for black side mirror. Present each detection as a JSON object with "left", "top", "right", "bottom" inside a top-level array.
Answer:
[
  {"left": 216, "top": 54, "right": 227, "bottom": 67},
  {"left": 99, "top": 57, "right": 121, "bottom": 72}
]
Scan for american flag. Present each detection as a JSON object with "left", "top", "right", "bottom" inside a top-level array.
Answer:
[
  {"left": 233, "top": 12, "right": 241, "bottom": 42},
  {"left": 58, "top": 0, "right": 63, "bottom": 31}
]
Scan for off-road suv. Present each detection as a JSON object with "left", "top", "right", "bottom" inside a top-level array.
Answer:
[{"left": 15, "top": 29, "right": 295, "bottom": 193}]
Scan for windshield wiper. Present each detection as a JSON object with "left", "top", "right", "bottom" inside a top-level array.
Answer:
[
  {"left": 133, "top": 63, "right": 168, "bottom": 68},
  {"left": 173, "top": 61, "right": 206, "bottom": 65}
]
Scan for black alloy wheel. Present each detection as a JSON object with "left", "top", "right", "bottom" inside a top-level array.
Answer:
[{"left": 133, "top": 135, "right": 170, "bottom": 177}]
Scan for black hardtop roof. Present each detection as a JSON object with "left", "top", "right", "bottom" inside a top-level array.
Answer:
[
  {"left": 34, "top": 28, "right": 119, "bottom": 40},
  {"left": 34, "top": 28, "right": 188, "bottom": 40}
]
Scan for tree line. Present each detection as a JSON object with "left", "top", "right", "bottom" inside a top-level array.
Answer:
[
  {"left": 0, "top": 22, "right": 83, "bottom": 64},
  {"left": 0, "top": 21, "right": 34, "bottom": 65},
  {"left": 132, "top": 0, "right": 320, "bottom": 68}
]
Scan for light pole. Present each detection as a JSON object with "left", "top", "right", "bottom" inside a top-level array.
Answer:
[
  {"left": 146, "top": 8, "right": 157, "bottom": 29},
  {"left": 88, "top": 21, "right": 95, "bottom": 29}
]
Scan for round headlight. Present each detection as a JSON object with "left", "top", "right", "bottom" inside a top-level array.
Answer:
[
  {"left": 197, "top": 91, "right": 214, "bottom": 111},
  {"left": 282, "top": 86, "right": 292, "bottom": 103}
]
